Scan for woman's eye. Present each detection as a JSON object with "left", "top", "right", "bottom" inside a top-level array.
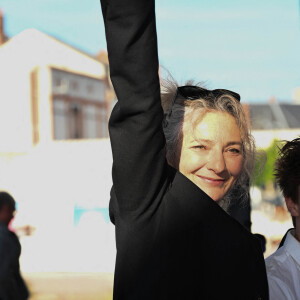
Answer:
[
  {"left": 193, "top": 145, "right": 206, "bottom": 150},
  {"left": 228, "top": 148, "right": 240, "bottom": 154}
]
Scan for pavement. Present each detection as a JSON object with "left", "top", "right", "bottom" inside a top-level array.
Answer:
[{"left": 24, "top": 272, "right": 114, "bottom": 300}]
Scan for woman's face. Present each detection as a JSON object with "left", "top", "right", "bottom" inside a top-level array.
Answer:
[{"left": 179, "top": 110, "right": 243, "bottom": 202}]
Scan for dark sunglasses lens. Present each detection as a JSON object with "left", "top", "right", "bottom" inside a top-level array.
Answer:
[
  {"left": 178, "top": 86, "right": 207, "bottom": 100},
  {"left": 213, "top": 89, "right": 240, "bottom": 101},
  {"left": 177, "top": 86, "right": 240, "bottom": 102}
]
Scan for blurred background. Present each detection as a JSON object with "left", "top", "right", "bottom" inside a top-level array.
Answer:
[{"left": 0, "top": 0, "right": 299, "bottom": 299}]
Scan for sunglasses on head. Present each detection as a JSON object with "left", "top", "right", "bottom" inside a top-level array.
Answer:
[{"left": 163, "top": 85, "right": 240, "bottom": 127}]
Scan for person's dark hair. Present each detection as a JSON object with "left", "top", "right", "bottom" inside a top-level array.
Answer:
[
  {"left": 274, "top": 137, "right": 300, "bottom": 204},
  {"left": 0, "top": 191, "right": 16, "bottom": 211}
]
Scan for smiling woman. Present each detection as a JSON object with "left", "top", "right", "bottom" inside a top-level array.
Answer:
[
  {"left": 179, "top": 111, "right": 243, "bottom": 204},
  {"left": 161, "top": 79, "right": 255, "bottom": 210},
  {"left": 100, "top": 0, "right": 268, "bottom": 299}
]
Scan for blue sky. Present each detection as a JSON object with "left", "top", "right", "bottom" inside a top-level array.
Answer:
[{"left": 1, "top": 0, "right": 300, "bottom": 102}]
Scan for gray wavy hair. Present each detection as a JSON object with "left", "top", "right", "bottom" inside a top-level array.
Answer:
[{"left": 161, "top": 77, "right": 256, "bottom": 210}]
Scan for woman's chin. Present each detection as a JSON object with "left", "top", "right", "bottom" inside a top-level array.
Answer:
[{"left": 196, "top": 185, "right": 226, "bottom": 202}]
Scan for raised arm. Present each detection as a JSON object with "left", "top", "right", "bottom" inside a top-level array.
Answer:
[{"left": 100, "top": 0, "right": 168, "bottom": 216}]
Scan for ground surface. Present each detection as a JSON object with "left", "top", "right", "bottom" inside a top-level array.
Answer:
[{"left": 24, "top": 272, "right": 113, "bottom": 300}]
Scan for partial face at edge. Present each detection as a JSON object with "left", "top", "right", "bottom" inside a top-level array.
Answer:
[
  {"left": 0, "top": 204, "right": 15, "bottom": 226},
  {"left": 285, "top": 185, "right": 300, "bottom": 241},
  {"left": 178, "top": 110, "right": 243, "bottom": 202}
]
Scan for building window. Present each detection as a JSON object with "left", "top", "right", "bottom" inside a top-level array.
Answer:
[
  {"left": 71, "top": 81, "right": 78, "bottom": 91},
  {"left": 55, "top": 77, "right": 62, "bottom": 87},
  {"left": 51, "top": 68, "right": 108, "bottom": 140},
  {"left": 53, "top": 98, "right": 107, "bottom": 140},
  {"left": 69, "top": 102, "right": 83, "bottom": 139},
  {"left": 53, "top": 99, "right": 83, "bottom": 140},
  {"left": 84, "top": 105, "right": 98, "bottom": 138},
  {"left": 87, "top": 84, "right": 94, "bottom": 94},
  {"left": 53, "top": 99, "right": 68, "bottom": 140}
]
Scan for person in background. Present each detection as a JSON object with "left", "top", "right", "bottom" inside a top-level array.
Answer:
[
  {"left": 265, "top": 137, "right": 300, "bottom": 300},
  {"left": 0, "top": 191, "right": 29, "bottom": 300},
  {"left": 100, "top": 0, "right": 268, "bottom": 299}
]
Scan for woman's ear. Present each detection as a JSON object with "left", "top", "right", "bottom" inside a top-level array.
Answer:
[{"left": 285, "top": 196, "right": 300, "bottom": 217}]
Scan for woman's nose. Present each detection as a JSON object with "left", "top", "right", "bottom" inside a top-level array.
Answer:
[{"left": 206, "top": 149, "right": 226, "bottom": 174}]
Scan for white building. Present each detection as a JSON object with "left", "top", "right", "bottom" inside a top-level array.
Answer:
[
  {"left": 0, "top": 28, "right": 116, "bottom": 272},
  {"left": 0, "top": 28, "right": 111, "bottom": 152},
  {"left": 248, "top": 102, "right": 300, "bottom": 148}
]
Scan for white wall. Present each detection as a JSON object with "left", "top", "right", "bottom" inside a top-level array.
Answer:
[
  {"left": 0, "top": 138, "right": 116, "bottom": 272},
  {"left": 0, "top": 57, "right": 33, "bottom": 152},
  {"left": 252, "top": 129, "right": 300, "bottom": 149},
  {"left": 0, "top": 29, "right": 107, "bottom": 152}
]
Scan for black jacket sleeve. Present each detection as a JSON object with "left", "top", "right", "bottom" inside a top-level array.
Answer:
[{"left": 100, "top": 0, "right": 168, "bottom": 219}]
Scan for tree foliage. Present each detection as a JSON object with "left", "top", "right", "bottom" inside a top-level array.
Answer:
[{"left": 254, "top": 139, "right": 282, "bottom": 187}]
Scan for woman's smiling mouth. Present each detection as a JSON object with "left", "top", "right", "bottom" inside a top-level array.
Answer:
[{"left": 196, "top": 175, "right": 226, "bottom": 185}]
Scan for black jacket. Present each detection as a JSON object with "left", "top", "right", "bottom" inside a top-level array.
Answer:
[
  {"left": 0, "top": 222, "right": 29, "bottom": 300},
  {"left": 100, "top": 0, "right": 269, "bottom": 299}
]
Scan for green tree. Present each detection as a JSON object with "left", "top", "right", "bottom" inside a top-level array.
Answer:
[{"left": 254, "top": 139, "right": 282, "bottom": 187}]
